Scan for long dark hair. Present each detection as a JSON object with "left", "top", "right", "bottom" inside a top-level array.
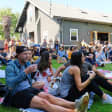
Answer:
[
  {"left": 38, "top": 51, "right": 50, "bottom": 72},
  {"left": 70, "top": 51, "right": 83, "bottom": 69}
]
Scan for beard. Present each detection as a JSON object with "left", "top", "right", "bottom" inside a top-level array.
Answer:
[{"left": 20, "top": 58, "right": 28, "bottom": 64}]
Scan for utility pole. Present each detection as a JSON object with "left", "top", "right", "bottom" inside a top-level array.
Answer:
[{"left": 50, "top": 0, "right": 52, "bottom": 16}]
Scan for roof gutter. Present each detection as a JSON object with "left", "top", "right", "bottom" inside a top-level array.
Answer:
[
  {"left": 54, "top": 16, "right": 112, "bottom": 25},
  {"left": 27, "top": 0, "right": 53, "bottom": 18}
]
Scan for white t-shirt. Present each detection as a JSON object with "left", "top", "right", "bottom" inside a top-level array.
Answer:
[{"left": 34, "top": 68, "right": 52, "bottom": 91}]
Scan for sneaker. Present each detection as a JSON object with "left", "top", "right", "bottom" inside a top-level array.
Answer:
[
  {"left": 102, "top": 94, "right": 112, "bottom": 104},
  {"left": 75, "top": 92, "right": 89, "bottom": 112}
]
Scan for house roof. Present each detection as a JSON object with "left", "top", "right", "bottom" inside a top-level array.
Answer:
[
  {"left": 15, "top": 2, "right": 29, "bottom": 32},
  {"left": 15, "top": 0, "right": 112, "bottom": 32},
  {"left": 28, "top": 0, "right": 112, "bottom": 24}
]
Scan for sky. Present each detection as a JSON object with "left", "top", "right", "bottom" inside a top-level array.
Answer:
[
  {"left": 0, "top": 0, "right": 112, "bottom": 14},
  {"left": 0, "top": 0, "right": 25, "bottom": 13}
]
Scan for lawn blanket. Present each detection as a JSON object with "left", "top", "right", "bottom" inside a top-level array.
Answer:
[
  {"left": 0, "top": 70, "right": 5, "bottom": 78},
  {"left": 97, "top": 69, "right": 112, "bottom": 79},
  {"left": 0, "top": 98, "right": 4, "bottom": 104},
  {"left": 19, "top": 108, "right": 46, "bottom": 112}
]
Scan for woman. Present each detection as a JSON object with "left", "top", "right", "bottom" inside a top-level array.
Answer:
[
  {"left": 95, "top": 46, "right": 105, "bottom": 66},
  {"left": 33, "top": 51, "right": 54, "bottom": 92},
  {"left": 60, "top": 51, "right": 112, "bottom": 104},
  {"left": 85, "top": 47, "right": 96, "bottom": 65},
  {"left": 67, "top": 46, "right": 74, "bottom": 60},
  {"left": 57, "top": 47, "right": 67, "bottom": 63}
]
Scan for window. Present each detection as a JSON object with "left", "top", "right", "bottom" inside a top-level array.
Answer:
[
  {"left": 27, "top": 6, "right": 33, "bottom": 23},
  {"left": 70, "top": 29, "right": 78, "bottom": 41}
]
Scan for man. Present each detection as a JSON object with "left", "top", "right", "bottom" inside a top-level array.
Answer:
[
  {"left": 0, "top": 48, "right": 9, "bottom": 65},
  {"left": 4, "top": 46, "right": 89, "bottom": 112}
]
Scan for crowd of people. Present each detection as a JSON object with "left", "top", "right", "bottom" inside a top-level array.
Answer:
[{"left": 1, "top": 38, "right": 112, "bottom": 112}]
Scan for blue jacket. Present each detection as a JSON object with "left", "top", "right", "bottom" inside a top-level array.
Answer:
[{"left": 5, "top": 59, "right": 32, "bottom": 94}]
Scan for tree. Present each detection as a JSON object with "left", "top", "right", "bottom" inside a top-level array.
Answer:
[{"left": 0, "top": 8, "right": 20, "bottom": 40}]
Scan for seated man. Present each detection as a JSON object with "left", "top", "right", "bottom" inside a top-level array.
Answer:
[
  {"left": 4, "top": 46, "right": 89, "bottom": 112},
  {"left": 0, "top": 48, "right": 10, "bottom": 65}
]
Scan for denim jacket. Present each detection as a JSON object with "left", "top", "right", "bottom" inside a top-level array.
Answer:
[{"left": 5, "top": 59, "right": 32, "bottom": 95}]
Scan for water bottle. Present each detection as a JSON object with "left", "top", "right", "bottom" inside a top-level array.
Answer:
[{"left": 88, "top": 92, "right": 95, "bottom": 110}]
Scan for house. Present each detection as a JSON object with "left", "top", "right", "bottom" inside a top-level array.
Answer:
[{"left": 15, "top": 0, "right": 112, "bottom": 47}]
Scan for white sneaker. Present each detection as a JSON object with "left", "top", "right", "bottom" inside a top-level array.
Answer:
[
  {"left": 75, "top": 92, "right": 89, "bottom": 112},
  {"left": 102, "top": 94, "right": 112, "bottom": 104}
]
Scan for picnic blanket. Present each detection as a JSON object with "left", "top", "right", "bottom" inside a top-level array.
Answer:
[
  {"left": 0, "top": 97, "right": 4, "bottom": 104},
  {"left": 97, "top": 69, "right": 112, "bottom": 79},
  {"left": 0, "top": 70, "right": 5, "bottom": 78},
  {"left": 19, "top": 108, "right": 46, "bottom": 112}
]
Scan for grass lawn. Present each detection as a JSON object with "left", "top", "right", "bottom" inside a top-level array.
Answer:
[{"left": 0, "top": 60, "right": 112, "bottom": 112}]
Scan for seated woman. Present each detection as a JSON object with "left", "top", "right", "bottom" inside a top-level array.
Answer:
[
  {"left": 57, "top": 47, "right": 67, "bottom": 64},
  {"left": 67, "top": 47, "right": 74, "bottom": 60},
  {"left": 60, "top": 51, "right": 112, "bottom": 104},
  {"left": 33, "top": 51, "right": 54, "bottom": 93},
  {"left": 95, "top": 46, "right": 106, "bottom": 67}
]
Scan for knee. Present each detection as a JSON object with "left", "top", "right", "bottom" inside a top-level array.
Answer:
[
  {"left": 38, "top": 92, "right": 45, "bottom": 96},
  {"left": 39, "top": 92, "right": 52, "bottom": 99},
  {"left": 39, "top": 99, "right": 49, "bottom": 105},
  {"left": 30, "top": 96, "right": 50, "bottom": 108}
]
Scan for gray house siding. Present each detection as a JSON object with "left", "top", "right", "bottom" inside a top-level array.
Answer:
[
  {"left": 26, "top": 4, "right": 36, "bottom": 36},
  {"left": 22, "top": 3, "right": 60, "bottom": 44},
  {"left": 38, "top": 10, "right": 60, "bottom": 44},
  {"left": 62, "top": 20, "right": 112, "bottom": 45},
  {"left": 19, "top": 1, "right": 112, "bottom": 46}
]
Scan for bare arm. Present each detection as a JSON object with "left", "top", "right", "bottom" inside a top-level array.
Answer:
[
  {"left": 54, "top": 65, "right": 66, "bottom": 77},
  {"left": 70, "top": 66, "right": 95, "bottom": 91},
  {"left": 92, "top": 65, "right": 108, "bottom": 80},
  {"left": 32, "top": 82, "right": 45, "bottom": 89}
]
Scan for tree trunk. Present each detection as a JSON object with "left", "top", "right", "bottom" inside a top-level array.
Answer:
[{"left": 2, "top": 16, "right": 11, "bottom": 41}]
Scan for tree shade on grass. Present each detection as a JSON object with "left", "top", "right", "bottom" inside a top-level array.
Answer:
[{"left": 0, "top": 61, "right": 112, "bottom": 112}]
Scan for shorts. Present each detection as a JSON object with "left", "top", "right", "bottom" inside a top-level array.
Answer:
[{"left": 11, "top": 87, "right": 42, "bottom": 108}]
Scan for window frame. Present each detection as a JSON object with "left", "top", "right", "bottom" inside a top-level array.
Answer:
[{"left": 70, "top": 29, "right": 78, "bottom": 41}]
